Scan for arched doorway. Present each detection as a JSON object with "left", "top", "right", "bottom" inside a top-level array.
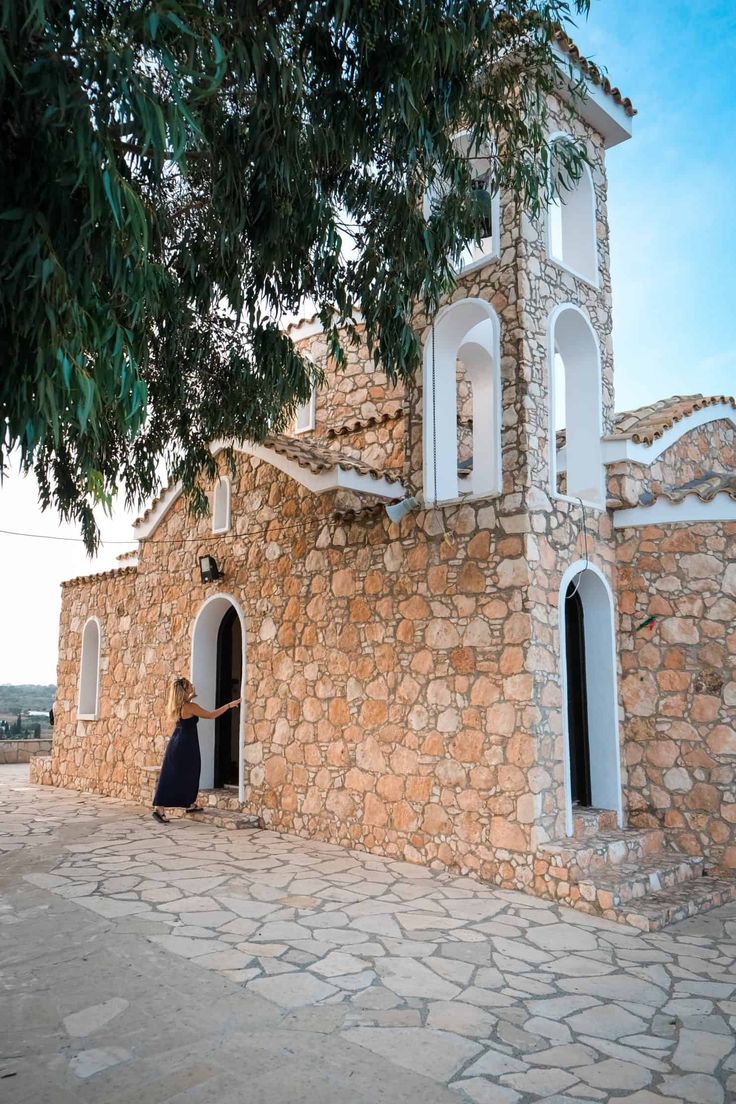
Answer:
[
  {"left": 191, "top": 594, "right": 246, "bottom": 800},
  {"left": 559, "top": 562, "right": 622, "bottom": 834},
  {"left": 564, "top": 582, "right": 592, "bottom": 807},
  {"left": 215, "top": 607, "right": 242, "bottom": 787}
]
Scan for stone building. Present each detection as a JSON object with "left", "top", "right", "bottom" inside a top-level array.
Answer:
[{"left": 33, "top": 38, "right": 736, "bottom": 930}]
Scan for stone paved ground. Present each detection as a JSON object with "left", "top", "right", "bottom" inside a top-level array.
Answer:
[{"left": 2, "top": 765, "right": 736, "bottom": 1104}]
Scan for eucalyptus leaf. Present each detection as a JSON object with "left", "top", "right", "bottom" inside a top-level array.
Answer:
[{"left": 1, "top": 0, "right": 591, "bottom": 552}]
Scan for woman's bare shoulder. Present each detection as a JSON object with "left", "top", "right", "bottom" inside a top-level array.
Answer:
[{"left": 181, "top": 701, "right": 210, "bottom": 719}]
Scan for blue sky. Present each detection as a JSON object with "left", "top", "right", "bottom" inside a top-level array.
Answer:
[
  {"left": 574, "top": 0, "right": 736, "bottom": 409},
  {"left": 1, "top": 0, "right": 734, "bottom": 684}
]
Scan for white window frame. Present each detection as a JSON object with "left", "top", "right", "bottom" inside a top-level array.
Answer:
[
  {"left": 546, "top": 133, "right": 599, "bottom": 288},
  {"left": 294, "top": 389, "right": 316, "bottom": 434},
  {"left": 212, "top": 476, "right": 232, "bottom": 534},
  {"left": 77, "top": 616, "right": 101, "bottom": 721}
]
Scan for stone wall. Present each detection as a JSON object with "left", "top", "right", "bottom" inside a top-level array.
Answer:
[
  {"left": 608, "top": 418, "right": 736, "bottom": 507},
  {"left": 0, "top": 739, "right": 52, "bottom": 764},
  {"left": 45, "top": 93, "right": 736, "bottom": 899},
  {"left": 617, "top": 521, "right": 736, "bottom": 871}
]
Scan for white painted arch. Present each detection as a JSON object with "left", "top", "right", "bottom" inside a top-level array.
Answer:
[
  {"left": 558, "top": 560, "right": 623, "bottom": 836},
  {"left": 423, "top": 297, "right": 502, "bottom": 505},
  {"left": 547, "top": 132, "right": 598, "bottom": 286},
  {"left": 549, "top": 303, "right": 604, "bottom": 508},
  {"left": 78, "top": 616, "right": 102, "bottom": 721},
  {"left": 191, "top": 593, "right": 247, "bottom": 802}
]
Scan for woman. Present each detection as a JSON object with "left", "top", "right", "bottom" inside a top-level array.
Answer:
[{"left": 152, "top": 676, "right": 240, "bottom": 824}]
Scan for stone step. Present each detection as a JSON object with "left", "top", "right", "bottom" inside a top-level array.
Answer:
[
  {"left": 576, "top": 853, "right": 704, "bottom": 910},
  {"left": 196, "top": 787, "right": 243, "bottom": 812},
  {"left": 538, "top": 827, "right": 665, "bottom": 877},
  {"left": 169, "top": 803, "right": 264, "bottom": 830},
  {"left": 583, "top": 875, "right": 736, "bottom": 932},
  {"left": 181, "top": 808, "right": 262, "bottom": 831},
  {"left": 572, "top": 807, "right": 618, "bottom": 838}
]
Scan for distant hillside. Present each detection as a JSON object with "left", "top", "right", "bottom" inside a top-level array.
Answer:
[{"left": 0, "top": 684, "right": 56, "bottom": 714}]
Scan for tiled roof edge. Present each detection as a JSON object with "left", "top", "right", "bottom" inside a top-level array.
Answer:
[
  {"left": 554, "top": 28, "right": 637, "bottom": 117},
  {"left": 62, "top": 565, "right": 138, "bottom": 589}
]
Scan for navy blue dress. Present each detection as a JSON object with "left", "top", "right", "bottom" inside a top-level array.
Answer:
[{"left": 152, "top": 714, "right": 201, "bottom": 808}]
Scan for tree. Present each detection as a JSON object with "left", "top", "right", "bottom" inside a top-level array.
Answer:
[{"left": 1, "top": 0, "right": 590, "bottom": 550}]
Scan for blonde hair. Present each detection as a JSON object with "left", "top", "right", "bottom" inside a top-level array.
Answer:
[{"left": 167, "top": 676, "right": 192, "bottom": 722}]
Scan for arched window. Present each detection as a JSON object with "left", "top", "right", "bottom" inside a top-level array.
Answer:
[
  {"left": 452, "top": 133, "right": 500, "bottom": 272},
  {"left": 78, "top": 617, "right": 101, "bottom": 720},
  {"left": 424, "top": 298, "right": 502, "bottom": 505},
  {"left": 423, "top": 134, "right": 500, "bottom": 275},
  {"left": 548, "top": 137, "right": 597, "bottom": 285},
  {"left": 294, "top": 389, "right": 316, "bottom": 434},
  {"left": 550, "top": 305, "right": 603, "bottom": 506},
  {"left": 212, "top": 476, "right": 231, "bottom": 534}
]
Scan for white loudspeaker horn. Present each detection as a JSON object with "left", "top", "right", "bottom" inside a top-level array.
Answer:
[{"left": 385, "top": 496, "right": 420, "bottom": 523}]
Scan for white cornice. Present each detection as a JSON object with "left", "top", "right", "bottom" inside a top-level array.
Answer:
[
  {"left": 613, "top": 493, "right": 736, "bottom": 529},
  {"left": 132, "top": 438, "right": 404, "bottom": 541},
  {"left": 552, "top": 44, "right": 633, "bottom": 149}
]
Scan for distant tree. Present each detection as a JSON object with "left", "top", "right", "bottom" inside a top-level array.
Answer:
[
  {"left": 14, "top": 713, "right": 22, "bottom": 735},
  {"left": 1, "top": 0, "right": 591, "bottom": 551},
  {"left": 33, "top": 724, "right": 42, "bottom": 739}
]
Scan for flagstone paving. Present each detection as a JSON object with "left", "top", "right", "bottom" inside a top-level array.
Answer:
[{"left": 2, "top": 764, "right": 736, "bottom": 1103}]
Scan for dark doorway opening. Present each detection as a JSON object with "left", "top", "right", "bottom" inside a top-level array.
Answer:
[
  {"left": 565, "top": 580, "right": 592, "bottom": 807},
  {"left": 214, "top": 606, "right": 241, "bottom": 788}
]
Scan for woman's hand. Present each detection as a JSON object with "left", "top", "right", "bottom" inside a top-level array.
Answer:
[{"left": 229, "top": 698, "right": 241, "bottom": 710}]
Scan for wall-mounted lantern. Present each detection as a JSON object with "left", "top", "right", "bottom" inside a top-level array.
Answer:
[{"left": 199, "top": 555, "right": 223, "bottom": 583}]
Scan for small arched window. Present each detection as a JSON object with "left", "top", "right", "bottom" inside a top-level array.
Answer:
[
  {"left": 550, "top": 305, "right": 603, "bottom": 506},
  {"left": 212, "top": 476, "right": 231, "bottom": 534},
  {"left": 294, "top": 389, "right": 316, "bottom": 434},
  {"left": 548, "top": 137, "right": 597, "bottom": 285},
  {"left": 423, "top": 134, "right": 500, "bottom": 275},
  {"left": 452, "top": 133, "right": 500, "bottom": 272},
  {"left": 78, "top": 617, "right": 101, "bottom": 720},
  {"left": 424, "top": 298, "right": 502, "bottom": 505}
]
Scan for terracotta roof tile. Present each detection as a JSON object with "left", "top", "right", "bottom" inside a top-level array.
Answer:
[
  {"left": 132, "top": 435, "right": 403, "bottom": 530},
  {"left": 325, "top": 409, "right": 403, "bottom": 438},
  {"left": 285, "top": 310, "right": 321, "bottom": 338},
  {"left": 62, "top": 565, "right": 137, "bottom": 589},
  {"left": 609, "top": 394, "right": 736, "bottom": 446},
  {"left": 133, "top": 481, "right": 176, "bottom": 529},
  {"left": 263, "top": 433, "right": 403, "bottom": 484},
  {"left": 636, "top": 470, "right": 736, "bottom": 509},
  {"left": 333, "top": 502, "right": 385, "bottom": 523},
  {"left": 557, "top": 393, "right": 736, "bottom": 450},
  {"left": 554, "top": 28, "right": 637, "bottom": 117}
]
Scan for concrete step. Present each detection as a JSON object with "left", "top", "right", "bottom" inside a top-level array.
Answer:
[
  {"left": 538, "top": 827, "right": 665, "bottom": 878},
  {"left": 572, "top": 807, "right": 618, "bottom": 838},
  {"left": 576, "top": 853, "right": 704, "bottom": 910},
  {"left": 582, "top": 875, "right": 736, "bottom": 932}
]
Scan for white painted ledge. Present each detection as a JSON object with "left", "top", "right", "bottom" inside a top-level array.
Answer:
[{"left": 613, "top": 493, "right": 736, "bottom": 528}]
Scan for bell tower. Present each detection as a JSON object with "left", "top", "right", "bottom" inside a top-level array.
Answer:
[{"left": 417, "top": 43, "right": 635, "bottom": 514}]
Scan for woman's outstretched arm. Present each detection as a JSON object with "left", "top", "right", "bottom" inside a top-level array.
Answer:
[{"left": 181, "top": 699, "right": 240, "bottom": 721}]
